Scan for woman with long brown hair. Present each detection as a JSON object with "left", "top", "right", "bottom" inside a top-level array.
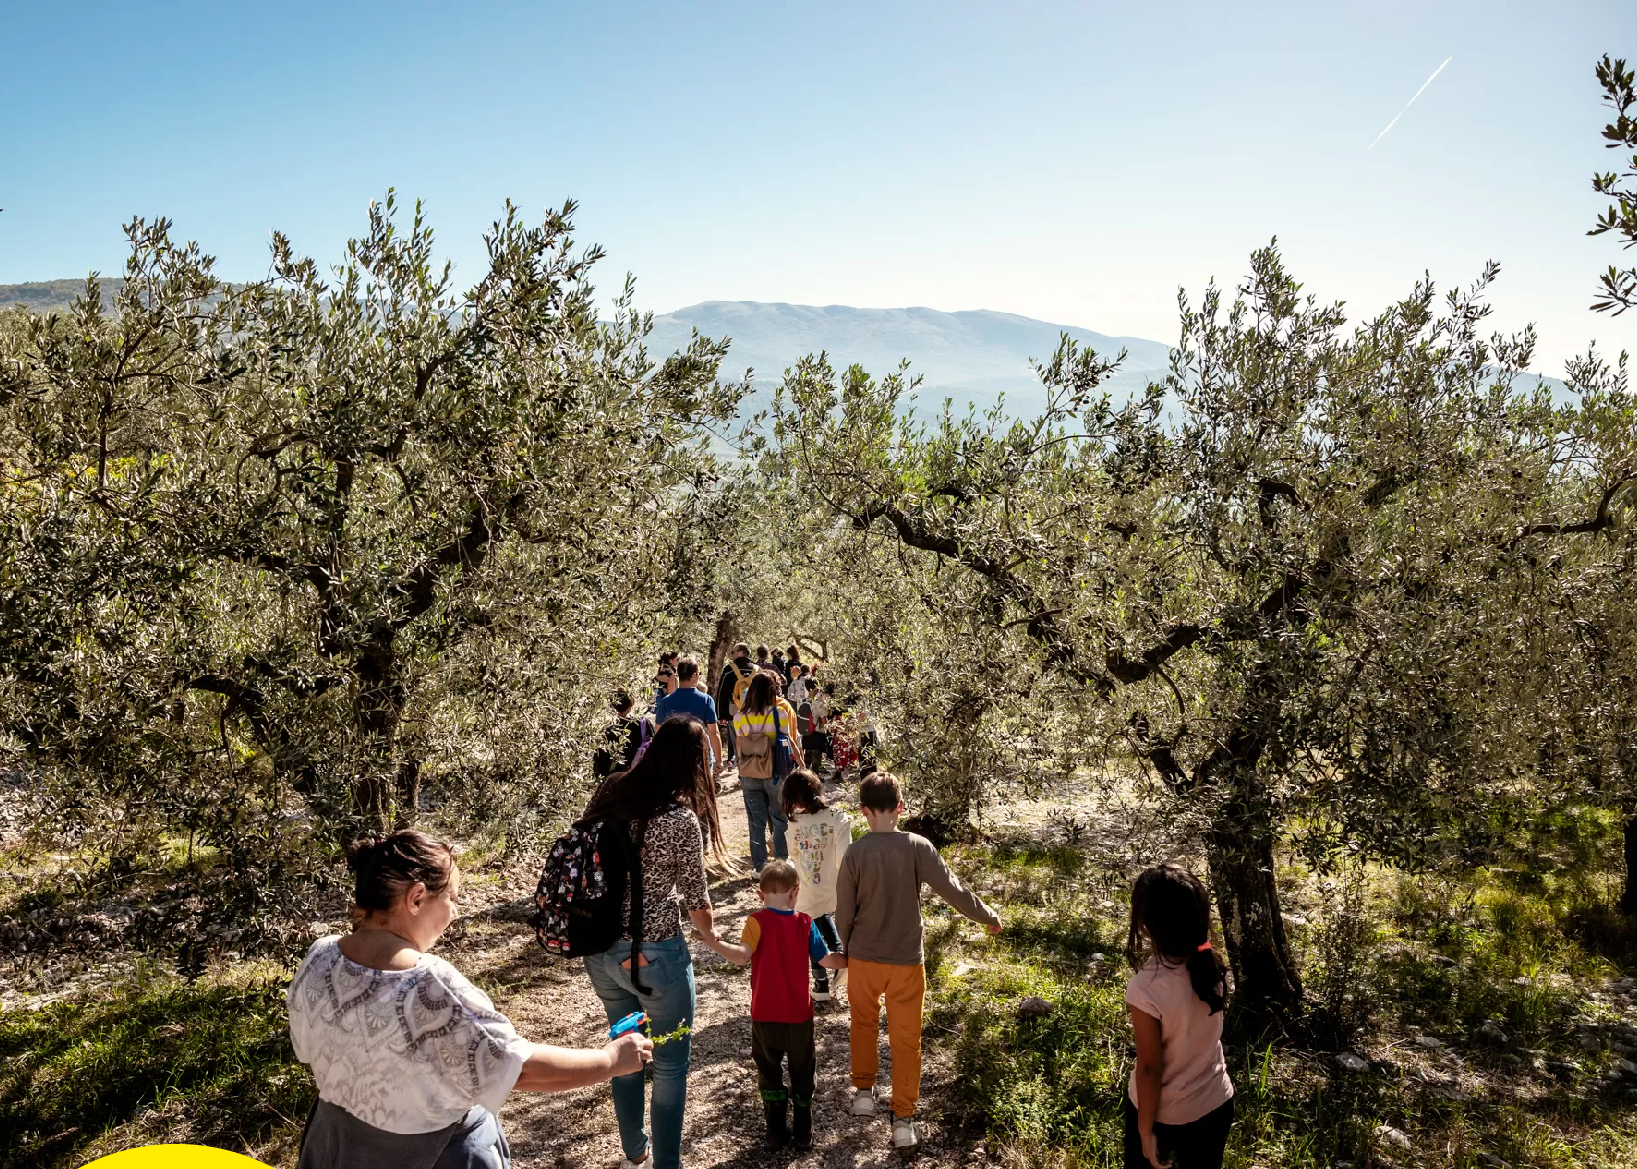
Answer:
[
  {"left": 732, "top": 670, "right": 797, "bottom": 870},
  {"left": 581, "top": 715, "right": 728, "bottom": 1169}
]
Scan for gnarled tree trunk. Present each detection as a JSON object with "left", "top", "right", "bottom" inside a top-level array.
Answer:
[
  {"left": 1208, "top": 786, "right": 1304, "bottom": 1032},
  {"left": 1622, "top": 814, "right": 1637, "bottom": 916},
  {"left": 1194, "top": 677, "right": 1304, "bottom": 1031},
  {"left": 353, "top": 638, "right": 416, "bottom": 829},
  {"left": 707, "top": 610, "right": 737, "bottom": 695}
]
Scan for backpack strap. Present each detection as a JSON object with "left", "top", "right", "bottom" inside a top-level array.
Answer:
[{"left": 628, "top": 817, "right": 650, "bottom": 995}]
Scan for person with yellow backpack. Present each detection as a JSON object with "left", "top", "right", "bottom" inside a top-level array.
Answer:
[
  {"left": 733, "top": 671, "right": 803, "bottom": 870},
  {"left": 715, "top": 643, "right": 756, "bottom": 766}
]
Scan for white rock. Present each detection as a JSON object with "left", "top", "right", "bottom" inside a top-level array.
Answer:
[
  {"left": 1413, "top": 1034, "right": 1444, "bottom": 1048},
  {"left": 949, "top": 962, "right": 973, "bottom": 979},
  {"left": 1335, "top": 1052, "right": 1369, "bottom": 1073},
  {"left": 1375, "top": 1124, "right": 1413, "bottom": 1152}
]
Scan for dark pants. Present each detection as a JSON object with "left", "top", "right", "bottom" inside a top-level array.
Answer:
[
  {"left": 811, "top": 914, "right": 840, "bottom": 991},
  {"left": 1123, "top": 1097, "right": 1233, "bottom": 1169},
  {"left": 299, "top": 1100, "right": 509, "bottom": 1169},
  {"left": 752, "top": 1019, "right": 816, "bottom": 1106}
]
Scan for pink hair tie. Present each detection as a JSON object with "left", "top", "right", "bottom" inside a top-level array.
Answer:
[{"left": 1196, "top": 941, "right": 1213, "bottom": 953}]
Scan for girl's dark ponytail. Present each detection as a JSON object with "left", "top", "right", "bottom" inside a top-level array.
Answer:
[
  {"left": 1126, "top": 864, "right": 1227, "bottom": 1015},
  {"left": 1185, "top": 941, "right": 1228, "bottom": 1016}
]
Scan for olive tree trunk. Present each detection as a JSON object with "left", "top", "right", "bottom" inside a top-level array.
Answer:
[{"left": 1208, "top": 792, "right": 1304, "bottom": 1032}]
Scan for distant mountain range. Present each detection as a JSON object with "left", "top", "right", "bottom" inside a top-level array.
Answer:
[
  {"left": 4, "top": 282, "right": 1566, "bottom": 415},
  {"left": 0, "top": 281, "right": 1171, "bottom": 416},
  {"left": 0, "top": 279, "right": 119, "bottom": 314},
  {"left": 645, "top": 301, "right": 1172, "bottom": 416}
]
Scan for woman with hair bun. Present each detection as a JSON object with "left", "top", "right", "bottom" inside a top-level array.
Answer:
[{"left": 288, "top": 829, "right": 653, "bottom": 1168}]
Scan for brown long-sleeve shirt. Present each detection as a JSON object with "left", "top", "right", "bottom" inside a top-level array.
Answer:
[{"left": 835, "top": 829, "right": 1001, "bottom": 965}]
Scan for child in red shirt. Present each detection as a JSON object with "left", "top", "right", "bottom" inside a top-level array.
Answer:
[{"left": 699, "top": 860, "right": 847, "bottom": 1151}]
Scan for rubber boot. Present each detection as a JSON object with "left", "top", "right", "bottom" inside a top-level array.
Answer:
[
  {"left": 764, "top": 1099, "right": 790, "bottom": 1148},
  {"left": 792, "top": 1102, "right": 812, "bottom": 1151}
]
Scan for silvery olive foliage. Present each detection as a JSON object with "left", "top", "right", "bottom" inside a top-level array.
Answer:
[
  {"left": 1591, "top": 54, "right": 1637, "bottom": 314},
  {"left": 0, "top": 196, "right": 740, "bottom": 959},
  {"left": 774, "top": 246, "right": 1635, "bottom": 1025}
]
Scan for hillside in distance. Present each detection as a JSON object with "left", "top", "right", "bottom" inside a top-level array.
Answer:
[
  {"left": 0, "top": 283, "right": 1173, "bottom": 416},
  {"left": 645, "top": 301, "right": 1173, "bottom": 416},
  {"left": 5, "top": 283, "right": 1567, "bottom": 416},
  {"left": 0, "top": 279, "right": 125, "bottom": 313}
]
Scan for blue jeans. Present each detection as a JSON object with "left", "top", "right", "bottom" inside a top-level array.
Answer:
[
  {"left": 740, "top": 775, "right": 788, "bottom": 869},
  {"left": 584, "top": 934, "right": 696, "bottom": 1169}
]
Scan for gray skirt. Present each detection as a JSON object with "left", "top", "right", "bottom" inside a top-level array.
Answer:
[{"left": 298, "top": 1099, "right": 510, "bottom": 1169}]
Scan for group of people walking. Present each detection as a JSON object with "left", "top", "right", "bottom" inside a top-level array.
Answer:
[{"left": 285, "top": 642, "right": 1239, "bottom": 1169}]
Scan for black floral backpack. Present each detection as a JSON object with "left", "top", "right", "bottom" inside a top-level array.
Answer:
[{"left": 532, "top": 817, "right": 649, "bottom": 989}]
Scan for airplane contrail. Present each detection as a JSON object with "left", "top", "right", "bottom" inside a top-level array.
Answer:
[{"left": 1368, "top": 56, "right": 1453, "bottom": 150}]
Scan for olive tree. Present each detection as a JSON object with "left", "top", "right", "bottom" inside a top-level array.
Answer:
[
  {"left": 1591, "top": 54, "right": 1637, "bottom": 315},
  {"left": 0, "top": 196, "right": 737, "bottom": 949},
  {"left": 776, "top": 248, "right": 1627, "bottom": 1026}
]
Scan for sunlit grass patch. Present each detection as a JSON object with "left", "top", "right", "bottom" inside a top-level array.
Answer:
[
  {"left": 0, "top": 965, "right": 310, "bottom": 1169},
  {"left": 928, "top": 839, "right": 1637, "bottom": 1169}
]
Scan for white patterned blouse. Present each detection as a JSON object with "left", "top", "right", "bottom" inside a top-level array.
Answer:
[{"left": 287, "top": 935, "right": 534, "bottom": 1134}]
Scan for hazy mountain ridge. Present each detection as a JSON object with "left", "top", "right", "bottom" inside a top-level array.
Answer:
[
  {"left": 4, "top": 284, "right": 1567, "bottom": 413},
  {"left": 0, "top": 279, "right": 127, "bottom": 313},
  {"left": 0, "top": 284, "right": 1176, "bottom": 415},
  {"left": 645, "top": 301, "right": 1174, "bottom": 415}
]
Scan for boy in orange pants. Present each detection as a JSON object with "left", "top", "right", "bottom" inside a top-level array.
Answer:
[{"left": 835, "top": 773, "right": 1003, "bottom": 1153}]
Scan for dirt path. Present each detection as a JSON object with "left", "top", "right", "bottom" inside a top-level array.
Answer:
[{"left": 450, "top": 772, "right": 974, "bottom": 1169}]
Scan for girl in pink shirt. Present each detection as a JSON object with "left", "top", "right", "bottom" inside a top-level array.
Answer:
[{"left": 1124, "top": 865, "right": 1235, "bottom": 1169}]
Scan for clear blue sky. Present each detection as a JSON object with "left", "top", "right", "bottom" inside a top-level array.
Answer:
[{"left": 3, "top": 0, "right": 1634, "bottom": 374}]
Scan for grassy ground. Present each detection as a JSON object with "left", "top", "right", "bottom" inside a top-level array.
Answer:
[
  {"left": 925, "top": 832, "right": 1637, "bottom": 1168},
  {"left": 0, "top": 964, "right": 313, "bottom": 1169},
  {"left": 5, "top": 799, "right": 1637, "bottom": 1168}
]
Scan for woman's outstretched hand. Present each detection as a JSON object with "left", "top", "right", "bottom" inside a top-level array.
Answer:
[{"left": 606, "top": 1032, "right": 654, "bottom": 1077}]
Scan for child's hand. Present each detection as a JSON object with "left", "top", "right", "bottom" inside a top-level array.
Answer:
[
  {"left": 1140, "top": 1127, "right": 1170, "bottom": 1169},
  {"left": 987, "top": 920, "right": 1004, "bottom": 935}
]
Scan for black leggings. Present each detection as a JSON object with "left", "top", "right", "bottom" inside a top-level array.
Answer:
[
  {"left": 1122, "top": 1097, "right": 1233, "bottom": 1169},
  {"left": 810, "top": 913, "right": 841, "bottom": 989}
]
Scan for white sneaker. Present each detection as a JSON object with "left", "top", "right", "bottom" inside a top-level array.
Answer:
[
  {"left": 892, "top": 1117, "right": 918, "bottom": 1150},
  {"left": 850, "top": 1087, "right": 877, "bottom": 1116},
  {"left": 813, "top": 986, "right": 832, "bottom": 1002}
]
